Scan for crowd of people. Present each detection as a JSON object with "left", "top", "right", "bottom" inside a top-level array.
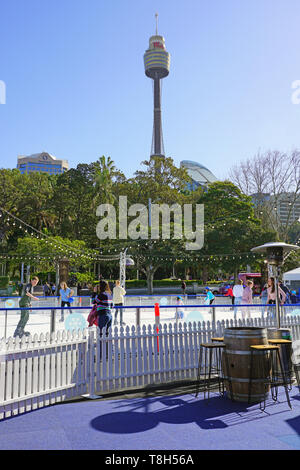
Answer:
[
  {"left": 11, "top": 275, "right": 299, "bottom": 338},
  {"left": 228, "top": 277, "right": 297, "bottom": 320}
]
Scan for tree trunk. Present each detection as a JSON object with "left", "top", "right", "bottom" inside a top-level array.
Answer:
[
  {"left": 260, "top": 262, "right": 268, "bottom": 288},
  {"left": 234, "top": 267, "right": 238, "bottom": 284},
  {"left": 202, "top": 266, "right": 208, "bottom": 285},
  {"left": 147, "top": 268, "right": 154, "bottom": 295}
]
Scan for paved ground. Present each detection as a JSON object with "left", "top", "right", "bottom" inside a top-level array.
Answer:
[{"left": 0, "top": 381, "right": 299, "bottom": 451}]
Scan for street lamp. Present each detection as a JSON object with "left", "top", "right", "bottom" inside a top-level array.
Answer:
[
  {"left": 251, "top": 242, "right": 299, "bottom": 328},
  {"left": 119, "top": 248, "right": 135, "bottom": 289}
]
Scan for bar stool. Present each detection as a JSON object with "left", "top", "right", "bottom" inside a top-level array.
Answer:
[
  {"left": 268, "top": 339, "right": 293, "bottom": 391},
  {"left": 248, "top": 344, "right": 292, "bottom": 411},
  {"left": 211, "top": 337, "right": 224, "bottom": 342},
  {"left": 195, "top": 342, "right": 226, "bottom": 402}
]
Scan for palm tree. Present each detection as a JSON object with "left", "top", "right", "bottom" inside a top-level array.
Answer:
[{"left": 93, "top": 156, "right": 116, "bottom": 205}]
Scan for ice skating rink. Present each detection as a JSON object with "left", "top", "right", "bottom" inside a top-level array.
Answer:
[{"left": 0, "top": 294, "right": 282, "bottom": 339}]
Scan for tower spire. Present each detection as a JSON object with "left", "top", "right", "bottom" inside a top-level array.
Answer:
[{"left": 144, "top": 17, "right": 170, "bottom": 158}]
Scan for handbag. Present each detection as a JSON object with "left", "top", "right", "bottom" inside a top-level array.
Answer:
[{"left": 87, "top": 304, "right": 98, "bottom": 327}]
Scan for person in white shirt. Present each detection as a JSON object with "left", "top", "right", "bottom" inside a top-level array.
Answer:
[
  {"left": 113, "top": 280, "right": 126, "bottom": 326},
  {"left": 232, "top": 279, "right": 244, "bottom": 320}
]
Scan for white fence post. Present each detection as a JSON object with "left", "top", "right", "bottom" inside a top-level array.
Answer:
[{"left": 82, "top": 327, "right": 99, "bottom": 399}]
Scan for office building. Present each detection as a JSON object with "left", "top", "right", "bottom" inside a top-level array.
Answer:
[{"left": 17, "top": 152, "right": 69, "bottom": 175}]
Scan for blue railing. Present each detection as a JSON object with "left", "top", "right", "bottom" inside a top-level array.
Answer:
[{"left": 1, "top": 302, "right": 299, "bottom": 340}]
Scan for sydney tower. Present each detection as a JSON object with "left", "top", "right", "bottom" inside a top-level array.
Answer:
[{"left": 144, "top": 14, "right": 170, "bottom": 158}]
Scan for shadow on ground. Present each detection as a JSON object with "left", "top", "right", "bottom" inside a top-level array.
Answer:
[{"left": 90, "top": 389, "right": 292, "bottom": 434}]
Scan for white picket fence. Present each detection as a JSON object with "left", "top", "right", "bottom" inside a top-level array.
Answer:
[{"left": 1, "top": 316, "right": 300, "bottom": 420}]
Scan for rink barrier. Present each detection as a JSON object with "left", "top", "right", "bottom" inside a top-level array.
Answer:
[
  {"left": 0, "top": 313, "right": 300, "bottom": 420},
  {"left": 1, "top": 303, "right": 300, "bottom": 340}
]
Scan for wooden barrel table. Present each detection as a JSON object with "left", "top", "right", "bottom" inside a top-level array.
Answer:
[{"left": 222, "top": 327, "right": 270, "bottom": 403}]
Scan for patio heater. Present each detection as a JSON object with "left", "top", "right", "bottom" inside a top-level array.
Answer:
[{"left": 251, "top": 242, "right": 299, "bottom": 328}]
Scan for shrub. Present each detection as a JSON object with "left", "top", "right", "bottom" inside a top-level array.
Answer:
[
  {"left": 0, "top": 276, "right": 9, "bottom": 289},
  {"left": 35, "top": 271, "right": 56, "bottom": 283}
]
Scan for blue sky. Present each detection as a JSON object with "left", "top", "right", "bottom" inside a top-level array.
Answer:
[{"left": 0, "top": 0, "right": 300, "bottom": 180}]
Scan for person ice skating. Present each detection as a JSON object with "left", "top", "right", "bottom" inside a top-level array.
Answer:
[
  {"left": 242, "top": 280, "right": 253, "bottom": 320},
  {"left": 13, "top": 276, "right": 39, "bottom": 338},
  {"left": 181, "top": 281, "right": 186, "bottom": 296},
  {"left": 260, "top": 283, "right": 268, "bottom": 319},
  {"left": 290, "top": 291, "right": 298, "bottom": 311},
  {"left": 279, "top": 281, "right": 291, "bottom": 304},
  {"left": 113, "top": 280, "right": 126, "bottom": 326},
  {"left": 225, "top": 286, "right": 234, "bottom": 310},
  {"left": 175, "top": 296, "right": 185, "bottom": 322},
  {"left": 279, "top": 280, "right": 292, "bottom": 315},
  {"left": 233, "top": 279, "right": 244, "bottom": 320},
  {"left": 59, "top": 282, "right": 74, "bottom": 322},
  {"left": 43, "top": 282, "right": 51, "bottom": 297},
  {"left": 204, "top": 287, "right": 215, "bottom": 313}
]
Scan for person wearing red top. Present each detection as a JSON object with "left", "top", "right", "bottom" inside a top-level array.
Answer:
[{"left": 225, "top": 286, "right": 234, "bottom": 310}]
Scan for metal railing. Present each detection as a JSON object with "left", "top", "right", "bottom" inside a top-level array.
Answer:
[{"left": 1, "top": 301, "right": 300, "bottom": 340}]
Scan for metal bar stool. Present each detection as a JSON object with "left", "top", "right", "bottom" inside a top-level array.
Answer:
[
  {"left": 268, "top": 339, "right": 293, "bottom": 391},
  {"left": 195, "top": 342, "right": 226, "bottom": 402},
  {"left": 248, "top": 344, "right": 292, "bottom": 411},
  {"left": 211, "top": 337, "right": 234, "bottom": 400}
]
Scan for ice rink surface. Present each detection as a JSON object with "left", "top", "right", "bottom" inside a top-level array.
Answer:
[{"left": 0, "top": 294, "right": 290, "bottom": 340}]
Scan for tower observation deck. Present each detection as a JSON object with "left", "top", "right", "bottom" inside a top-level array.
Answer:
[{"left": 144, "top": 15, "right": 170, "bottom": 158}]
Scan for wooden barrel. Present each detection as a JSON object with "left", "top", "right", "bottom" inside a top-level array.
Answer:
[{"left": 222, "top": 327, "right": 269, "bottom": 403}]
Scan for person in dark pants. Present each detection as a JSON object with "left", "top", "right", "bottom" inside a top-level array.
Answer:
[
  {"left": 94, "top": 280, "right": 113, "bottom": 333},
  {"left": 13, "top": 276, "right": 39, "bottom": 338},
  {"left": 93, "top": 280, "right": 113, "bottom": 359},
  {"left": 181, "top": 281, "right": 186, "bottom": 296},
  {"left": 43, "top": 282, "right": 51, "bottom": 296}
]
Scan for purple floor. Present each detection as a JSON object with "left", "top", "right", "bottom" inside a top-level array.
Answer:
[{"left": 0, "top": 387, "right": 300, "bottom": 450}]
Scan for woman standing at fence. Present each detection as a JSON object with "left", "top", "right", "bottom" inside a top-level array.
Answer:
[
  {"left": 267, "top": 277, "right": 286, "bottom": 319},
  {"left": 242, "top": 280, "right": 253, "bottom": 319},
  {"left": 95, "top": 280, "right": 113, "bottom": 333},
  {"left": 59, "top": 282, "right": 74, "bottom": 322}
]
